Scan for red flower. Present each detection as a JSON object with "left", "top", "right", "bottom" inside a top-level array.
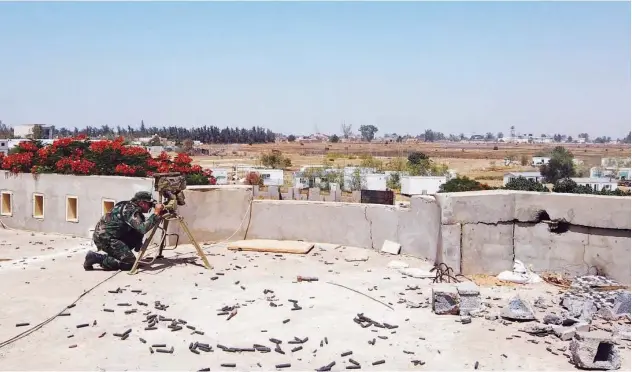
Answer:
[
  {"left": 18, "top": 141, "right": 39, "bottom": 152},
  {"left": 114, "top": 163, "right": 141, "bottom": 176},
  {"left": 120, "top": 146, "right": 148, "bottom": 157},
  {"left": 174, "top": 153, "right": 192, "bottom": 165}
]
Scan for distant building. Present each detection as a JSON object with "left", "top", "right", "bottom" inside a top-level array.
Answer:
[
  {"left": 400, "top": 176, "right": 448, "bottom": 195},
  {"left": 0, "top": 139, "right": 8, "bottom": 155},
  {"left": 570, "top": 178, "right": 618, "bottom": 192},
  {"left": 503, "top": 172, "right": 544, "bottom": 186},
  {"left": 531, "top": 156, "right": 550, "bottom": 166},
  {"left": 13, "top": 124, "right": 54, "bottom": 139}
]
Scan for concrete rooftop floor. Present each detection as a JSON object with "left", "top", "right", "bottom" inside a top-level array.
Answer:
[{"left": 0, "top": 228, "right": 629, "bottom": 371}]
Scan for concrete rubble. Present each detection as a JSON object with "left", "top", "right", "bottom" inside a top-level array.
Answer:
[{"left": 0, "top": 228, "right": 630, "bottom": 371}]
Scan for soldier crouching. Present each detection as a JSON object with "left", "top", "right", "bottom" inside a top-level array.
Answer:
[{"left": 83, "top": 191, "right": 164, "bottom": 271}]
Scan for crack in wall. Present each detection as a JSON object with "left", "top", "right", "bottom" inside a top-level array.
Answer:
[
  {"left": 459, "top": 223, "right": 464, "bottom": 274},
  {"left": 363, "top": 206, "right": 374, "bottom": 250}
]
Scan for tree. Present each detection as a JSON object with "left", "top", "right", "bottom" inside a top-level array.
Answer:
[
  {"left": 520, "top": 155, "right": 529, "bottom": 166},
  {"left": 386, "top": 173, "right": 401, "bottom": 190},
  {"left": 623, "top": 132, "right": 631, "bottom": 144},
  {"left": 329, "top": 134, "right": 340, "bottom": 143},
  {"left": 407, "top": 152, "right": 428, "bottom": 165},
  {"left": 497, "top": 132, "right": 504, "bottom": 139},
  {"left": 349, "top": 168, "right": 366, "bottom": 191},
  {"left": 358, "top": 125, "right": 378, "bottom": 142},
  {"left": 182, "top": 139, "right": 194, "bottom": 154},
  {"left": 438, "top": 176, "right": 495, "bottom": 193},
  {"left": 566, "top": 136, "right": 573, "bottom": 143},
  {"left": 287, "top": 135, "right": 296, "bottom": 142},
  {"left": 504, "top": 177, "right": 549, "bottom": 192},
  {"left": 485, "top": 132, "right": 495, "bottom": 141},
  {"left": 341, "top": 122, "right": 353, "bottom": 139},
  {"left": 553, "top": 134, "right": 563, "bottom": 142},
  {"left": 578, "top": 133, "right": 590, "bottom": 142},
  {"left": 540, "top": 146, "right": 576, "bottom": 183},
  {"left": 260, "top": 150, "right": 292, "bottom": 169},
  {"left": 31, "top": 124, "right": 43, "bottom": 139}
]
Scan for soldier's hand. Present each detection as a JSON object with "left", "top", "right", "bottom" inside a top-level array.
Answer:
[{"left": 153, "top": 203, "right": 165, "bottom": 215}]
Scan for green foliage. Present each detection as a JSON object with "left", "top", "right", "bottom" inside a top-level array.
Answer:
[
  {"left": 407, "top": 152, "right": 428, "bottom": 165},
  {"left": 329, "top": 134, "right": 340, "bottom": 143},
  {"left": 438, "top": 176, "right": 495, "bottom": 193},
  {"left": 186, "top": 173, "right": 210, "bottom": 185},
  {"left": 552, "top": 178, "right": 631, "bottom": 196},
  {"left": 520, "top": 154, "right": 529, "bottom": 166},
  {"left": 287, "top": 135, "right": 296, "bottom": 142},
  {"left": 386, "top": 172, "right": 401, "bottom": 190},
  {"left": 359, "top": 156, "right": 383, "bottom": 171},
  {"left": 540, "top": 146, "right": 576, "bottom": 183},
  {"left": 358, "top": 125, "right": 378, "bottom": 142},
  {"left": 384, "top": 157, "right": 407, "bottom": 172},
  {"left": 349, "top": 168, "right": 366, "bottom": 191},
  {"left": 260, "top": 150, "right": 292, "bottom": 169},
  {"left": 503, "top": 177, "right": 549, "bottom": 192}
]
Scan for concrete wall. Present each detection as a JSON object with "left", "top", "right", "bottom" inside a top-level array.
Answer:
[
  {"left": 0, "top": 173, "right": 629, "bottom": 285},
  {"left": 0, "top": 171, "right": 155, "bottom": 238}
]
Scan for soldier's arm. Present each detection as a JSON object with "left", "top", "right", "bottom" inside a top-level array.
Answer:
[{"left": 123, "top": 206, "right": 162, "bottom": 235}]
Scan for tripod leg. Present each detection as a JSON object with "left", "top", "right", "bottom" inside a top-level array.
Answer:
[
  {"left": 128, "top": 224, "right": 160, "bottom": 275},
  {"left": 177, "top": 217, "right": 213, "bottom": 270},
  {"left": 157, "top": 219, "right": 170, "bottom": 259}
]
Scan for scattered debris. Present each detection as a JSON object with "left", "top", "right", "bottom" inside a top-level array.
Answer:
[
  {"left": 570, "top": 331, "right": 621, "bottom": 370},
  {"left": 501, "top": 296, "right": 536, "bottom": 321}
]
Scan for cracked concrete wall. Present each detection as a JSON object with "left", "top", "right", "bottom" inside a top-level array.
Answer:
[{"left": 436, "top": 191, "right": 631, "bottom": 285}]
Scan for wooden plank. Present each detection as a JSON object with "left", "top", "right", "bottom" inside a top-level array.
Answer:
[{"left": 227, "top": 239, "right": 314, "bottom": 254}]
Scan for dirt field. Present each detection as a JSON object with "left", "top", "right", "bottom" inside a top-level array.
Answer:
[{"left": 191, "top": 142, "right": 630, "bottom": 188}]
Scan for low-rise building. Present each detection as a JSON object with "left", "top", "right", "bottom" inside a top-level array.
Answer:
[
  {"left": 400, "top": 176, "right": 448, "bottom": 195},
  {"left": 570, "top": 177, "right": 619, "bottom": 192},
  {"left": 531, "top": 156, "right": 550, "bottom": 166},
  {"left": 13, "top": 124, "right": 55, "bottom": 139},
  {"left": 503, "top": 172, "right": 544, "bottom": 186}
]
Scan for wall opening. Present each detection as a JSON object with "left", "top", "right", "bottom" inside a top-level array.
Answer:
[
  {"left": 1, "top": 191, "right": 12, "bottom": 216},
  {"left": 102, "top": 199, "right": 115, "bottom": 216},
  {"left": 33, "top": 194, "right": 44, "bottom": 219},
  {"left": 593, "top": 342, "right": 614, "bottom": 363},
  {"left": 66, "top": 196, "right": 79, "bottom": 222}
]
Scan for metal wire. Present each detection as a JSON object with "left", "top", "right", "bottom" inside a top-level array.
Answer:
[{"left": 430, "top": 262, "right": 469, "bottom": 283}]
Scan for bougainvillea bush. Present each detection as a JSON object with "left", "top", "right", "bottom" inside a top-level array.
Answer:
[{"left": 0, "top": 136, "right": 216, "bottom": 185}]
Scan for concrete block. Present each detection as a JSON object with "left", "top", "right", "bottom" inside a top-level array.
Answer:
[
  {"left": 461, "top": 223, "right": 513, "bottom": 275},
  {"left": 365, "top": 205, "right": 400, "bottom": 251},
  {"left": 570, "top": 331, "right": 621, "bottom": 370},
  {"left": 514, "top": 192, "right": 631, "bottom": 230},
  {"left": 501, "top": 295, "right": 536, "bottom": 321},
  {"left": 435, "top": 190, "right": 517, "bottom": 225},
  {"left": 553, "top": 325, "right": 577, "bottom": 341},
  {"left": 438, "top": 224, "right": 461, "bottom": 273},
  {"left": 308, "top": 188, "right": 321, "bottom": 201},
  {"left": 432, "top": 283, "right": 460, "bottom": 315},
  {"left": 351, "top": 191, "right": 361, "bottom": 203},
  {"left": 280, "top": 188, "right": 293, "bottom": 200},
  {"left": 584, "top": 231, "right": 631, "bottom": 285},
  {"left": 457, "top": 282, "right": 481, "bottom": 316},
  {"left": 397, "top": 196, "right": 441, "bottom": 262},
  {"left": 380, "top": 240, "right": 401, "bottom": 255},
  {"left": 253, "top": 185, "right": 261, "bottom": 197},
  {"left": 334, "top": 189, "right": 342, "bottom": 202},
  {"left": 268, "top": 186, "right": 280, "bottom": 200},
  {"left": 292, "top": 188, "right": 302, "bottom": 200},
  {"left": 514, "top": 223, "right": 588, "bottom": 277}
]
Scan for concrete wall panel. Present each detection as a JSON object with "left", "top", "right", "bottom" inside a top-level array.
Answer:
[
  {"left": 514, "top": 192, "right": 631, "bottom": 230},
  {"left": 438, "top": 223, "right": 462, "bottom": 273},
  {"left": 396, "top": 196, "right": 441, "bottom": 261},
  {"left": 168, "top": 185, "right": 253, "bottom": 245},
  {"left": 584, "top": 230, "right": 631, "bottom": 285},
  {"left": 514, "top": 223, "right": 588, "bottom": 276},
  {"left": 461, "top": 223, "right": 514, "bottom": 275},
  {"left": 435, "top": 190, "right": 517, "bottom": 225}
]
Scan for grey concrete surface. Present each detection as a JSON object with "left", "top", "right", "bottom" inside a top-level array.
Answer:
[
  {"left": 461, "top": 223, "right": 514, "bottom": 275},
  {"left": 2, "top": 228, "right": 629, "bottom": 371}
]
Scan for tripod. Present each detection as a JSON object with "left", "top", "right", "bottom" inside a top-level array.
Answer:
[{"left": 128, "top": 211, "right": 213, "bottom": 275}]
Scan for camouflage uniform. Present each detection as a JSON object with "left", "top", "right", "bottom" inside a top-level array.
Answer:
[{"left": 90, "top": 191, "right": 161, "bottom": 271}]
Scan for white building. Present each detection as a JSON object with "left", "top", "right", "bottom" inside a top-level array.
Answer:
[
  {"left": 254, "top": 169, "right": 284, "bottom": 186},
  {"left": 208, "top": 168, "right": 230, "bottom": 185},
  {"left": 503, "top": 172, "right": 544, "bottom": 186},
  {"left": 364, "top": 174, "right": 388, "bottom": 191},
  {"left": 13, "top": 124, "right": 55, "bottom": 139},
  {"left": 342, "top": 167, "right": 376, "bottom": 191},
  {"left": 145, "top": 146, "right": 165, "bottom": 156},
  {"left": 400, "top": 176, "right": 448, "bottom": 195},
  {"left": 0, "top": 139, "right": 8, "bottom": 155},
  {"left": 531, "top": 156, "right": 550, "bottom": 166},
  {"left": 570, "top": 178, "right": 618, "bottom": 192},
  {"left": 590, "top": 167, "right": 631, "bottom": 181}
]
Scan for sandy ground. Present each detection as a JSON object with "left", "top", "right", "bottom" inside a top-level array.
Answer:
[{"left": 0, "top": 228, "right": 629, "bottom": 371}]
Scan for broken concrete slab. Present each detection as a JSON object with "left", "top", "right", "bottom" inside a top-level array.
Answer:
[
  {"left": 380, "top": 240, "right": 401, "bottom": 255},
  {"left": 457, "top": 282, "right": 481, "bottom": 316},
  {"left": 344, "top": 254, "right": 369, "bottom": 262},
  {"left": 501, "top": 296, "right": 536, "bottom": 321},
  {"left": 543, "top": 314, "right": 562, "bottom": 325},
  {"left": 570, "top": 331, "right": 622, "bottom": 370},
  {"left": 432, "top": 283, "right": 460, "bottom": 315},
  {"left": 613, "top": 292, "right": 631, "bottom": 316},
  {"left": 612, "top": 324, "right": 631, "bottom": 341},
  {"left": 562, "top": 297, "right": 597, "bottom": 322}
]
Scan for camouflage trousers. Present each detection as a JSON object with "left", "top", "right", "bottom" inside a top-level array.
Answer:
[{"left": 93, "top": 235, "right": 136, "bottom": 271}]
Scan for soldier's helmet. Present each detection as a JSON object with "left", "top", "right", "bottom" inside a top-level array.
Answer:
[{"left": 132, "top": 191, "right": 154, "bottom": 203}]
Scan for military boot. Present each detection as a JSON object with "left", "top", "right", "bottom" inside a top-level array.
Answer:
[{"left": 83, "top": 251, "right": 104, "bottom": 271}]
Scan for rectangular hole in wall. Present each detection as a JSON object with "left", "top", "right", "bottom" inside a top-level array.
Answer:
[
  {"left": 1, "top": 192, "right": 12, "bottom": 216},
  {"left": 66, "top": 196, "right": 78, "bottom": 222},
  {"left": 102, "top": 199, "right": 115, "bottom": 216},
  {"left": 33, "top": 194, "right": 44, "bottom": 219}
]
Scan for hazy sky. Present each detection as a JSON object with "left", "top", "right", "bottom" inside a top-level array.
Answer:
[{"left": 0, "top": 2, "right": 629, "bottom": 138}]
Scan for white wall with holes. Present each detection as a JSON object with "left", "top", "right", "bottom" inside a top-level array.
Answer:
[{"left": 0, "top": 171, "right": 155, "bottom": 237}]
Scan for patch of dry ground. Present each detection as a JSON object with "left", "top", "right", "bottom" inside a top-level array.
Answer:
[{"left": 0, "top": 228, "right": 629, "bottom": 371}]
